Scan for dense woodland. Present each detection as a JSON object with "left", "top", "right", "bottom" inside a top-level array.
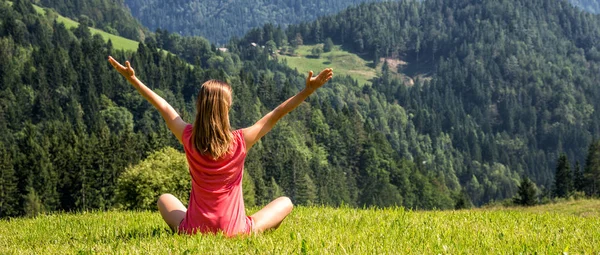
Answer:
[
  {"left": 1, "top": 0, "right": 600, "bottom": 218},
  {"left": 37, "top": 0, "right": 147, "bottom": 40},
  {"left": 122, "top": 0, "right": 392, "bottom": 44},
  {"left": 242, "top": 0, "right": 600, "bottom": 202},
  {"left": 0, "top": 0, "right": 454, "bottom": 217}
]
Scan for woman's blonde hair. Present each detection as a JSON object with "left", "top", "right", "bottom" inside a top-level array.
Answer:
[{"left": 191, "top": 80, "right": 233, "bottom": 159}]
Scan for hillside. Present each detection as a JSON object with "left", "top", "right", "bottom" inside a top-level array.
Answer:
[
  {"left": 4, "top": 0, "right": 600, "bottom": 219},
  {"left": 1, "top": 0, "right": 467, "bottom": 218},
  {"left": 37, "top": 0, "right": 147, "bottom": 41},
  {"left": 240, "top": 0, "right": 600, "bottom": 204},
  {"left": 122, "top": 0, "right": 391, "bottom": 44},
  {"left": 1, "top": 200, "right": 599, "bottom": 253},
  {"left": 30, "top": 3, "right": 140, "bottom": 52}
]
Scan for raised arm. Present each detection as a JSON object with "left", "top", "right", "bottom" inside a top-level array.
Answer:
[
  {"left": 108, "top": 56, "right": 188, "bottom": 144},
  {"left": 243, "top": 68, "right": 333, "bottom": 151}
]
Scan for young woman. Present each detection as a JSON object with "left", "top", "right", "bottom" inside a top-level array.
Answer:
[{"left": 108, "top": 56, "right": 333, "bottom": 236}]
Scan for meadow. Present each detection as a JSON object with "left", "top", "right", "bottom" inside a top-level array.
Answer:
[
  {"left": 278, "top": 45, "right": 378, "bottom": 86},
  {"left": 6, "top": 0, "right": 140, "bottom": 52},
  {"left": 1, "top": 200, "right": 599, "bottom": 254},
  {"left": 30, "top": 4, "right": 140, "bottom": 52}
]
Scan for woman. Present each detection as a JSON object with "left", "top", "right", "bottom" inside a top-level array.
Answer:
[{"left": 108, "top": 56, "right": 332, "bottom": 236}]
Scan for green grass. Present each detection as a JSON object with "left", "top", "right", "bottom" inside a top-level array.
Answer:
[
  {"left": 2, "top": 200, "right": 600, "bottom": 254},
  {"left": 29, "top": 4, "right": 140, "bottom": 52},
  {"left": 279, "top": 45, "right": 377, "bottom": 86},
  {"left": 5, "top": 0, "right": 139, "bottom": 52}
]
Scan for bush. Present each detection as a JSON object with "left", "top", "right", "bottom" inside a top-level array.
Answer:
[
  {"left": 310, "top": 46, "right": 323, "bottom": 58},
  {"left": 116, "top": 147, "right": 190, "bottom": 210}
]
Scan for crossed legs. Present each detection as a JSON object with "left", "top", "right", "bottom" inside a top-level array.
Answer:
[
  {"left": 157, "top": 193, "right": 186, "bottom": 232},
  {"left": 157, "top": 194, "right": 294, "bottom": 234},
  {"left": 251, "top": 196, "right": 294, "bottom": 233}
]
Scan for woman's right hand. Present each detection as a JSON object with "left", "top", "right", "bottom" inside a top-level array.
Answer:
[
  {"left": 305, "top": 68, "right": 333, "bottom": 92},
  {"left": 108, "top": 56, "right": 136, "bottom": 79}
]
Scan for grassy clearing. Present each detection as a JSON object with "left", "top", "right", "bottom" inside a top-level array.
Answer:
[
  {"left": 1, "top": 200, "right": 599, "bottom": 254},
  {"left": 278, "top": 45, "right": 377, "bottom": 86},
  {"left": 8, "top": 0, "right": 140, "bottom": 52},
  {"left": 29, "top": 4, "right": 140, "bottom": 52}
]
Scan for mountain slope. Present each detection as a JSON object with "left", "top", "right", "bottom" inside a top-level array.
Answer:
[
  {"left": 2, "top": 0, "right": 463, "bottom": 217},
  {"left": 123, "top": 0, "right": 391, "bottom": 44},
  {"left": 38, "top": 0, "right": 147, "bottom": 41},
  {"left": 29, "top": 2, "right": 140, "bottom": 51},
  {"left": 241, "top": 0, "right": 600, "bottom": 203}
]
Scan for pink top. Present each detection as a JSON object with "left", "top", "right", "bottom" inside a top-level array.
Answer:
[{"left": 178, "top": 124, "right": 252, "bottom": 236}]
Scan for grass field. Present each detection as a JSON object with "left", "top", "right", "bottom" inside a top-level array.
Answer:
[
  {"left": 1, "top": 200, "right": 599, "bottom": 254},
  {"left": 28, "top": 4, "right": 140, "bottom": 52},
  {"left": 278, "top": 45, "right": 377, "bottom": 86},
  {"left": 6, "top": 0, "right": 140, "bottom": 52}
]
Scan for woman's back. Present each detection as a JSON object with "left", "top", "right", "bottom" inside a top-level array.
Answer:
[
  {"left": 108, "top": 55, "right": 331, "bottom": 236},
  {"left": 179, "top": 124, "right": 252, "bottom": 235}
]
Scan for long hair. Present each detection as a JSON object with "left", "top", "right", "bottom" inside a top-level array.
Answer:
[{"left": 191, "top": 80, "right": 233, "bottom": 159}]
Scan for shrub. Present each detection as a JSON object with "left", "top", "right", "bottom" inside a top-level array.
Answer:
[{"left": 116, "top": 147, "right": 190, "bottom": 210}]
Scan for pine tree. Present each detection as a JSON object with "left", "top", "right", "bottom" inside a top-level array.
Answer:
[
  {"left": 0, "top": 144, "right": 19, "bottom": 217},
  {"left": 514, "top": 176, "right": 537, "bottom": 206},
  {"left": 295, "top": 173, "right": 317, "bottom": 206},
  {"left": 23, "top": 187, "right": 43, "bottom": 217},
  {"left": 584, "top": 140, "right": 600, "bottom": 196},
  {"left": 242, "top": 171, "right": 256, "bottom": 207},
  {"left": 553, "top": 153, "right": 573, "bottom": 198},
  {"left": 573, "top": 161, "right": 585, "bottom": 192},
  {"left": 323, "top": 37, "right": 334, "bottom": 52},
  {"left": 267, "top": 177, "right": 284, "bottom": 201},
  {"left": 454, "top": 188, "right": 473, "bottom": 209}
]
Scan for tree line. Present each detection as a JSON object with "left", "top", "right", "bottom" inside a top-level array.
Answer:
[
  {"left": 238, "top": 0, "right": 600, "bottom": 205},
  {"left": 1, "top": 0, "right": 460, "bottom": 217},
  {"left": 2, "top": 0, "right": 600, "bottom": 218},
  {"left": 121, "top": 0, "right": 390, "bottom": 44}
]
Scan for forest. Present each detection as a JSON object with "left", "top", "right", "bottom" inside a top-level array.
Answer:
[
  {"left": 242, "top": 0, "right": 600, "bottom": 203},
  {"left": 121, "top": 0, "right": 393, "bottom": 44},
  {"left": 1, "top": 0, "right": 600, "bottom": 218},
  {"left": 38, "top": 0, "right": 147, "bottom": 41}
]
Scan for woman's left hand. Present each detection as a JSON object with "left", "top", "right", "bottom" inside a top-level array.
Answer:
[{"left": 108, "top": 56, "right": 136, "bottom": 79}]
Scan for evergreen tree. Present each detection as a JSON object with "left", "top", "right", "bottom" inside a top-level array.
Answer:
[
  {"left": 242, "top": 171, "right": 256, "bottom": 207},
  {"left": 584, "top": 140, "right": 600, "bottom": 196},
  {"left": 0, "top": 144, "right": 19, "bottom": 217},
  {"left": 295, "top": 173, "right": 317, "bottom": 205},
  {"left": 267, "top": 177, "right": 285, "bottom": 200},
  {"left": 323, "top": 37, "right": 334, "bottom": 52},
  {"left": 23, "top": 187, "right": 43, "bottom": 217},
  {"left": 553, "top": 154, "right": 573, "bottom": 198},
  {"left": 514, "top": 177, "right": 537, "bottom": 206},
  {"left": 454, "top": 188, "right": 473, "bottom": 210},
  {"left": 573, "top": 161, "right": 585, "bottom": 192}
]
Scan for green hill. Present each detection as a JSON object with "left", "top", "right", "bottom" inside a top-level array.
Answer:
[
  {"left": 1, "top": 200, "right": 599, "bottom": 253},
  {"left": 6, "top": 0, "right": 140, "bottom": 51},
  {"left": 32, "top": 4, "right": 140, "bottom": 52}
]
